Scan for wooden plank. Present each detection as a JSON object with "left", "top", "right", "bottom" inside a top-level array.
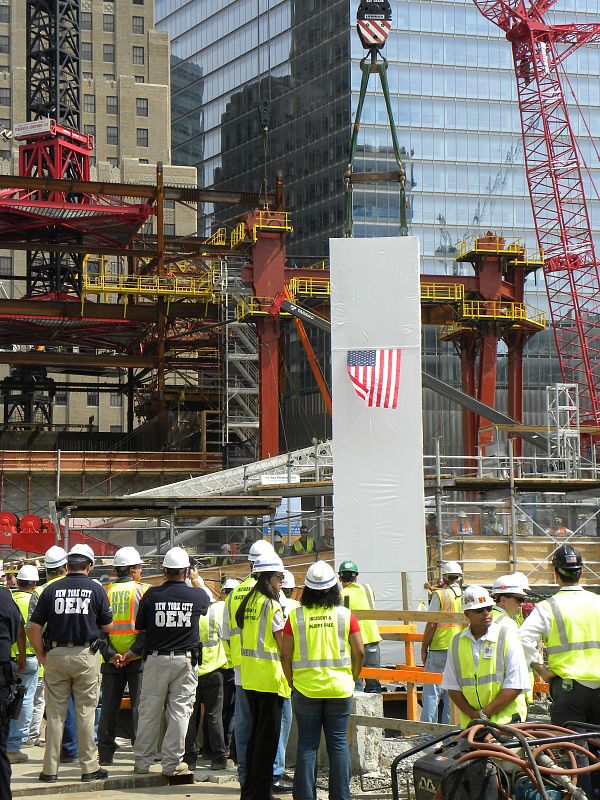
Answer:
[
  {"left": 350, "top": 714, "right": 457, "bottom": 736},
  {"left": 353, "top": 610, "right": 464, "bottom": 623}
]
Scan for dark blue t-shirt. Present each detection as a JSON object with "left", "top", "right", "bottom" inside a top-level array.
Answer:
[
  {"left": 30, "top": 573, "right": 112, "bottom": 644},
  {"left": 135, "top": 581, "right": 208, "bottom": 652}
]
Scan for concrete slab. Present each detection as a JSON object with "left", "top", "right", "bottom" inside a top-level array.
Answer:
[{"left": 10, "top": 742, "right": 241, "bottom": 799}]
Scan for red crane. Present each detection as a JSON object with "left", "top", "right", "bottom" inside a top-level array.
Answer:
[{"left": 472, "top": 0, "right": 600, "bottom": 421}]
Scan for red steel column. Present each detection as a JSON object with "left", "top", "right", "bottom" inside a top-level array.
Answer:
[
  {"left": 506, "top": 329, "right": 526, "bottom": 458},
  {"left": 478, "top": 326, "right": 499, "bottom": 452},
  {"left": 246, "top": 211, "right": 288, "bottom": 458},
  {"left": 460, "top": 334, "right": 478, "bottom": 459}
]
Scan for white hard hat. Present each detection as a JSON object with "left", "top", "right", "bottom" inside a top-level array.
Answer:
[
  {"left": 274, "top": 533, "right": 283, "bottom": 542},
  {"left": 163, "top": 547, "right": 190, "bottom": 569},
  {"left": 462, "top": 585, "right": 494, "bottom": 611},
  {"left": 221, "top": 543, "right": 232, "bottom": 552},
  {"left": 282, "top": 570, "right": 295, "bottom": 589},
  {"left": 519, "top": 514, "right": 528, "bottom": 522},
  {"left": 441, "top": 561, "right": 463, "bottom": 576},
  {"left": 458, "top": 510, "right": 467, "bottom": 518},
  {"left": 252, "top": 552, "right": 284, "bottom": 573},
  {"left": 17, "top": 564, "right": 39, "bottom": 582},
  {"left": 491, "top": 574, "right": 528, "bottom": 598},
  {"left": 222, "top": 578, "right": 240, "bottom": 591},
  {"left": 44, "top": 545, "right": 67, "bottom": 569},
  {"left": 513, "top": 571, "right": 531, "bottom": 592},
  {"left": 68, "top": 543, "right": 95, "bottom": 564},
  {"left": 305, "top": 562, "right": 338, "bottom": 591},
  {"left": 113, "top": 547, "right": 142, "bottom": 568},
  {"left": 248, "top": 539, "right": 275, "bottom": 562}
]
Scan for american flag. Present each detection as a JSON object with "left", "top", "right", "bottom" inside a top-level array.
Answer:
[{"left": 346, "top": 349, "right": 401, "bottom": 409}]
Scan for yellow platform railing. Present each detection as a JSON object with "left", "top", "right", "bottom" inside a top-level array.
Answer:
[
  {"left": 461, "top": 299, "right": 546, "bottom": 328},
  {"left": 251, "top": 210, "right": 293, "bottom": 241},
  {"left": 289, "top": 276, "right": 330, "bottom": 298},
  {"left": 420, "top": 283, "right": 465, "bottom": 303}
]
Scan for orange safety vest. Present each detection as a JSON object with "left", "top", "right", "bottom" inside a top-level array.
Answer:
[{"left": 106, "top": 580, "right": 149, "bottom": 656}]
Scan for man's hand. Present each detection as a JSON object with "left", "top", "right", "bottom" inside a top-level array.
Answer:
[
  {"left": 421, "top": 646, "right": 428, "bottom": 665},
  {"left": 37, "top": 652, "right": 46, "bottom": 668},
  {"left": 121, "top": 650, "right": 135, "bottom": 666},
  {"left": 17, "top": 654, "right": 25, "bottom": 672},
  {"left": 189, "top": 566, "right": 199, "bottom": 582},
  {"left": 109, "top": 654, "right": 123, "bottom": 668},
  {"left": 533, "top": 664, "right": 556, "bottom": 684}
]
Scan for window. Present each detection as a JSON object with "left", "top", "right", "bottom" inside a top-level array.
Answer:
[
  {"left": 83, "top": 94, "right": 95, "bottom": 113},
  {"left": 86, "top": 259, "right": 99, "bottom": 277},
  {"left": 103, "top": 13, "right": 114, "bottom": 32},
  {"left": 110, "top": 392, "right": 123, "bottom": 407},
  {"left": 0, "top": 35, "right": 8, "bottom": 53},
  {"left": 87, "top": 391, "right": 99, "bottom": 407},
  {"left": 0, "top": 256, "right": 10, "bottom": 275},
  {"left": 139, "top": 158, "right": 149, "bottom": 164},
  {"left": 136, "top": 128, "right": 148, "bottom": 147},
  {"left": 106, "top": 96, "right": 118, "bottom": 115},
  {"left": 103, "top": 73, "right": 115, "bottom": 81},
  {"left": 0, "top": 6, "right": 9, "bottom": 23},
  {"left": 133, "top": 0, "right": 144, "bottom": 4},
  {"left": 0, "top": 88, "right": 10, "bottom": 106},
  {"left": 132, "top": 46, "right": 144, "bottom": 64},
  {"left": 110, "top": 425, "right": 123, "bottom": 433},
  {"left": 136, "top": 97, "right": 148, "bottom": 116},
  {"left": 103, "top": 43, "right": 114, "bottom": 62},
  {"left": 81, "top": 11, "right": 92, "bottom": 29},
  {"left": 55, "top": 391, "right": 67, "bottom": 406},
  {"left": 81, "top": 42, "right": 92, "bottom": 60},
  {"left": 164, "top": 199, "right": 175, "bottom": 209},
  {"left": 84, "top": 124, "right": 95, "bottom": 136},
  {"left": 0, "top": 149, "right": 9, "bottom": 160},
  {"left": 134, "top": 76, "right": 145, "bottom": 83},
  {"left": 107, "top": 157, "right": 119, "bottom": 167},
  {"left": 106, "top": 126, "right": 118, "bottom": 145},
  {"left": 164, "top": 224, "right": 175, "bottom": 236},
  {"left": 0, "top": 118, "right": 9, "bottom": 129},
  {"left": 82, "top": 71, "right": 93, "bottom": 80},
  {"left": 142, "top": 221, "right": 152, "bottom": 234},
  {"left": 132, "top": 16, "right": 144, "bottom": 34}
]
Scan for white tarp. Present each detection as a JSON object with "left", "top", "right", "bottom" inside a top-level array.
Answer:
[{"left": 330, "top": 236, "right": 426, "bottom": 611}]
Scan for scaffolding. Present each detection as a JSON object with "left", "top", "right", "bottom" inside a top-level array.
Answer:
[{"left": 546, "top": 383, "right": 581, "bottom": 477}]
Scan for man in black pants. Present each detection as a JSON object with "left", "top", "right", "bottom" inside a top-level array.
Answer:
[
  {"left": 97, "top": 547, "right": 149, "bottom": 765},
  {"left": 0, "top": 583, "right": 25, "bottom": 799}
]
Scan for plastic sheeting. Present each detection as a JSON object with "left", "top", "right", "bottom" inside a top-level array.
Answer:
[{"left": 330, "top": 237, "right": 426, "bottom": 610}]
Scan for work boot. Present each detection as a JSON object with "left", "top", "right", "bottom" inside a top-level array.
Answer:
[
  {"left": 81, "top": 768, "right": 109, "bottom": 782},
  {"left": 8, "top": 751, "right": 28, "bottom": 763},
  {"left": 211, "top": 757, "right": 228, "bottom": 770},
  {"left": 162, "top": 762, "right": 189, "bottom": 776}
]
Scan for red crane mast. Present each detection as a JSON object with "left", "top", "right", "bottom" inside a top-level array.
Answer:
[{"left": 472, "top": 0, "right": 600, "bottom": 421}]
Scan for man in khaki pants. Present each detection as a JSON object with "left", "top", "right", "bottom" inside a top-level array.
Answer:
[{"left": 29, "top": 544, "right": 113, "bottom": 783}]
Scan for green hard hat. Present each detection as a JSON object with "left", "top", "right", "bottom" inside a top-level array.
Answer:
[{"left": 338, "top": 560, "right": 359, "bottom": 575}]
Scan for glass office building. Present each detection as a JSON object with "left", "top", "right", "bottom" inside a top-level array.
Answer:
[{"left": 156, "top": 0, "right": 600, "bottom": 454}]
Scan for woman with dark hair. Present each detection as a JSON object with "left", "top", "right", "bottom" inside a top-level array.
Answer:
[
  {"left": 281, "top": 562, "right": 364, "bottom": 800},
  {"left": 236, "top": 551, "right": 289, "bottom": 800}
]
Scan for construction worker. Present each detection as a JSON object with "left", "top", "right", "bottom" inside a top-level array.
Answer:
[
  {"left": 184, "top": 590, "right": 228, "bottom": 771},
  {"left": 273, "top": 533, "right": 286, "bottom": 558},
  {"left": 315, "top": 529, "right": 335, "bottom": 552},
  {"left": 0, "top": 576, "right": 25, "bottom": 800},
  {"left": 481, "top": 507, "right": 504, "bottom": 536},
  {"left": 26, "top": 546, "right": 78, "bottom": 763},
  {"left": 447, "top": 510, "right": 473, "bottom": 535},
  {"left": 237, "top": 551, "right": 289, "bottom": 800},
  {"left": 97, "top": 547, "right": 149, "bottom": 766},
  {"left": 132, "top": 546, "right": 208, "bottom": 776},
  {"left": 222, "top": 539, "right": 275, "bottom": 788},
  {"left": 490, "top": 574, "right": 528, "bottom": 630},
  {"left": 520, "top": 544, "right": 600, "bottom": 725},
  {"left": 29, "top": 543, "right": 113, "bottom": 783},
  {"left": 6, "top": 565, "right": 39, "bottom": 764},
  {"left": 293, "top": 525, "right": 315, "bottom": 554},
  {"left": 280, "top": 570, "right": 299, "bottom": 617},
  {"left": 420, "top": 561, "right": 464, "bottom": 723},
  {"left": 219, "top": 579, "right": 238, "bottom": 758},
  {"left": 281, "top": 562, "right": 364, "bottom": 800},
  {"left": 546, "top": 516, "right": 573, "bottom": 538},
  {"left": 441, "top": 585, "right": 529, "bottom": 728},
  {"left": 339, "top": 560, "right": 382, "bottom": 693},
  {"left": 211, "top": 543, "right": 233, "bottom": 567}
]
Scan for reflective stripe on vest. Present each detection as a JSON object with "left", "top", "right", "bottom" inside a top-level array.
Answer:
[
  {"left": 544, "top": 590, "right": 600, "bottom": 681},
  {"left": 239, "top": 593, "right": 290, "bottom": 697},
  {"left": 12, "top": 591, "right": 35, "bottom": 656},
  {"left": 198, "top": 601, "right": 227, "bottom": 676},
  {"left": 452, "top": 625, "right": 525, "bottom": 727},
  {"left": 289, "top": 605, "right": 354, "bottom": 699},
  {"left": 341, "top": 582, "right": 381, "bottom": 644},
  {"left": 293, "top": 538, "right": 314, "bottom": 553},
  {"left": 226, "top": 576, "right": 256, "bottom": 667},
  {"left": 107, "top": 581, "right": 148, "bottom": 655},
  {"left": 430, "top": 586, "right": 463, "bottom": 650}
]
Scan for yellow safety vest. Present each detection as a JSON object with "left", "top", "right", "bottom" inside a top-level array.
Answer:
[
  {"left": 430, "top": 585, "right": 463, "bottom": 651},
  {"left": 198, "top": 601, "right": 228, "bottom": 677},
  {"left": 225, "top": 575, "right": 256, "bottom": 668},
  {"left": 239, "top": 592, "right": 290, "bottom": 698},
  {"left": 293, "top": 538, "right": 315, "bottom": 554},
  {"left": 106, "top": 580, "right": 149, "bottom": 656},
  {"left": 493, "top": 607, "right": 534, "bottom": 705},
  {"left": 451, "top": 624, "right": 525, "bottom": 728},
  {"left": 544, "top": 589, "right": 600, "bottom": 682},
  {"left": 11, "top": 591, "right": 36, "bottom": 657},
  {"left": 341, "top": 582, "right": 381, "bottom": 644},
  {"left": 289, "top": 605, "right": 354, "bottom": 699}
]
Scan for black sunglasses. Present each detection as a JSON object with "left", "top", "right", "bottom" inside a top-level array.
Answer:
[{"left": 503, "top": 595, "right": 525, "bottom": 603}]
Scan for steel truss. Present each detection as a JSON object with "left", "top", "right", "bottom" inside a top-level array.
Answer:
[{"left": 473, "top": 0, "right": 600, "bottom": 422}]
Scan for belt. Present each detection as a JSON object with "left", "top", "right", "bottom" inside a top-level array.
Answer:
[
  {"left": 51, "top": 641, "right": 92, "bottom": 648},
  {"left": 149, "top": 649, "right": 192, "bottom": 657}
]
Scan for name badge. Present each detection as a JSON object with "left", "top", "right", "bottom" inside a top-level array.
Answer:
[{"left": 483, "top": 642, "right": 494, "bottom": 659}]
